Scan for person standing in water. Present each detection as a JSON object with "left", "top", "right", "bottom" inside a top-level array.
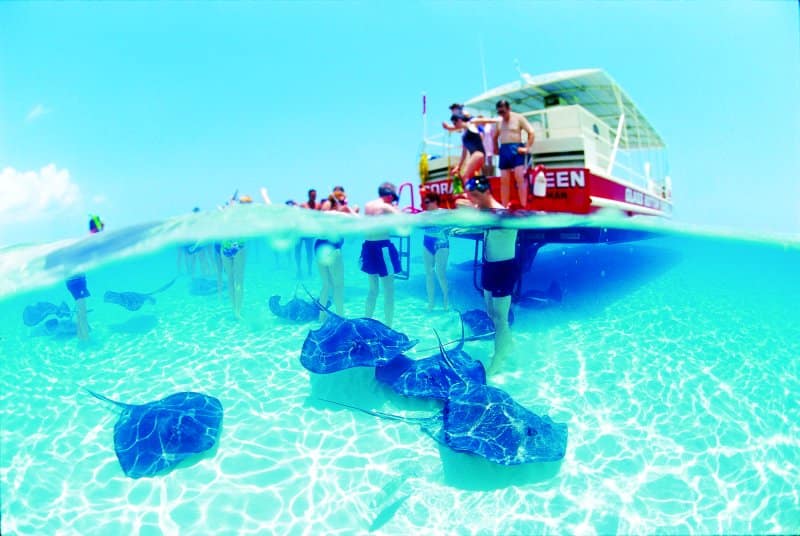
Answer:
[
  {"left": 420, "top": 190, "right": 450, "bottom": 310},
  {"left": 66, "top": 214, "right": 104, "bottom": 340},
  {"left": 315, "top": 185, "right": 357, "bottom": 319},
  {"left": 295, "top": 189, "right": 318, "bottom": 278},
  {"left": 361, "top": 182, "right": 402, "bottom": 327},
  {"left": 465, "top": 176, "right": 518, "bottom": 375},
  {"left": 177, "top": 207, "right": 211, "bottom": 277},
  {"left": 220, "top": 195, "right": 253, "bottom": 320}
]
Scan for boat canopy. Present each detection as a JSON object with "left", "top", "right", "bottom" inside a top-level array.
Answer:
[{"left": 464, "top": 68, "right": 665, "bottom": 149}]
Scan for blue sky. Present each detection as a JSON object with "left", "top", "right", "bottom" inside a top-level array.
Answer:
[{"left": 1, "top": 1, "right": 798, "bottom": 245}]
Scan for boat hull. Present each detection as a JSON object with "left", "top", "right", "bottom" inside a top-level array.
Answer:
[{"left": 421, "top": 167, "right": 672, "bottom": 218}]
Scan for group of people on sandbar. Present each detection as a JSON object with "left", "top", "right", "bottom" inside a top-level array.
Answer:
[{"left": 45, "top": 97, "right": 533, "bottom": 376}]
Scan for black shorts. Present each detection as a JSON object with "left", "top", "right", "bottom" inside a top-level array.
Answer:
[
  {"left": 481, "top": 258, "right": 519, "bottom": 298},
  {"left": 360, "top": 240, "right": 401, "bottom": 277},
  {"left": 66, "top": 274, "right": 90, "bottom": 300}
]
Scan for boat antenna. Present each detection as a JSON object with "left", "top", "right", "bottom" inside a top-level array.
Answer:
[
  {"left": 422, "top": 92, "right": 427, "bottom": 142},
  {"left": 514, "top": 58, "right": 523, "bottom": 79},
  {"left": 479, "top": 36, "right": 488, "bottom": 92}
]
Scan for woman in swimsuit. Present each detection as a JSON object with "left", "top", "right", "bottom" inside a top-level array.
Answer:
[
  {"left": 421, "top": 191, "right": 450, "bottom": 310},
  {"left": 450, "top": 113, "right": 486, "bottom": 184},
  {"left": 220, "top": 195, "right": 253, "bottom": 320},
  {"left": 315, "top": 186, "right": 356, "bottom": 318}
]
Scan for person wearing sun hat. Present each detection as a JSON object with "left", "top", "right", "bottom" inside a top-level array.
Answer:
[{"left": 361, "top": 181, "right": 402, "bottom": 327}]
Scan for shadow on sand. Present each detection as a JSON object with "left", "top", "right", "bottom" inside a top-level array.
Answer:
[
  {"left": 306, "top": 368, "right": 564, "bottom": 492},
  {"left": 108, "top": 314, "right": 159, "bottom": 335}
]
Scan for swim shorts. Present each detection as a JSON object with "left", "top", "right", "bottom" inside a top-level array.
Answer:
[
  {"left": 360, "top": 240, "right": 401, "bottom": 277},
  {"left": 498, "top": 143, "right": 525, "bottom": 170},
  {"left": 66, "top": 274, "right": 90, "bottom": 300},
  {"left": 481, "top": 258, "right": 519, "bottom": 298},
  {"left": 423, "top": 235, "right": 449, "bottom": 255},
  {"left": 314, "top": 238, "right": 344, "bottom": 254}
]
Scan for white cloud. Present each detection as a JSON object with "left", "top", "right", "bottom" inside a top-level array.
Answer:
[
  {"left": 0, "top": 164, "right": 81, "bottom": 225},
  {"left": 26, "top": 104, "right": 51, "bottom": 122}
]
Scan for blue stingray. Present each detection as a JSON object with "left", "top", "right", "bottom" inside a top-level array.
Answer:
[
  {"left": 299, "top": 293, "right": 417, "bottom": 374},
  {"left": 23, "top": 301, "right": 71, "bottom": 327},
  {"left": 88, "top": 390, "right": 223, "bottom": 479},
  {"left": 375, "top": 321, "right": 486, "bottom": 400},
  {"left": 42, "top": 317, "right": 77, "bottom": 336},
  {"left": 269, "top": 295, "right": 330, "bottom": 323},
  {"left": 326, "top": 335, "right": 567, "bottom": 465},
  {"left": 104, "top": 277, "right": 177, "bottom": 311},
  {"left": 459, "top": 308, "right": 515, "bottom": 341}
]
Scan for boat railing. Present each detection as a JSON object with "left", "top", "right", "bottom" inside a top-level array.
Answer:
[
  {"left": 397, "top": 181, "right": 421, "bottom": 213},
  {"left": 422, "top": 132, "right": 463, "bottom": 159},
  {"left": 522, "top": 106, "right": 668, "bottom": 194}
]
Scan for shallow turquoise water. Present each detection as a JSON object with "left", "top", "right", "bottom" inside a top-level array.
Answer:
[{"left": 1, "top": 208, "right": 798, "bottom": 535}]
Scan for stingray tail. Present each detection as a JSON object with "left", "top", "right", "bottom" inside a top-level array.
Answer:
[
  {"left": 268, "top": 295, "right": 285, "bottom": 317},
  {"left": 433, "top": 329, "right": 471, "bottom": 386},
  {"left": 319, "top": 398, "right": 432, "bottom": 425},
  {"left": 86, "top": 389, "right": 128, "bottom": 409},
  {"left": 149, "top": 277, "right": 178, "bottom": 295},
  {"left": 455, "top": 314, "right": 466, "bottom": 353},
  {"left": 301, "top": 285, "right": 339, "bottom": 319},
  {"left": 415, "top": 327, "right": 487, "bottom": 354}
]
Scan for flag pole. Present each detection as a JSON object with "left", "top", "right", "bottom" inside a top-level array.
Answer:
[{"left": 422, "top": 92, "right": 427, "bottom": 143}]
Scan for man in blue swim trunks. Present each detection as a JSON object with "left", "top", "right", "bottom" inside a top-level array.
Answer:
[
  {"left": 493, "top": 99, "right": 535, "bottom": 209},
  {"left": 465, "top": 176, "right": 519, "bottom": 375},
  {"left": 361, "top": 182, "right": 402, "bottom": 327}
]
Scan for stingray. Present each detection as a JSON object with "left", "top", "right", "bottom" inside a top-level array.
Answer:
[
  {"left": 299, "top": 295, "right": 417, "bottom": 374},
  {"left": 375, "top": 321, "right": 486, "bottom": 400},
  {"left": 104, "top": 277, "right": 177, "bottom": 311},
  {"left": 326, "top": 336, "right": 567, "bottom": 465},
  {"left": 459, "top": 308, "right": 515, "bottom": 341},
  {"left": 42, "top": 317, "right": 78, "bottom": 337},
  {"left": 517, "top": 281, "right": 563, "bottom": 308},
  {"left": 23, "top": 301, "right": 72, "bottom": 327},
  {"left": 269, "top": 295, "right": 329, "bottom": 323},
  {"left": 88, "top": 390, "right": 223, "bottom": 479}
]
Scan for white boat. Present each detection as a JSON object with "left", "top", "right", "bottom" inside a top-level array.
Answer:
[{"left": 417, "top": 68, "right": 672, "bottom": 217}]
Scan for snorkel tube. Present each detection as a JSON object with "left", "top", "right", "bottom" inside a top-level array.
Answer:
[{"left": 89, "top": 214, "right": 104, "bottom": 234}]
